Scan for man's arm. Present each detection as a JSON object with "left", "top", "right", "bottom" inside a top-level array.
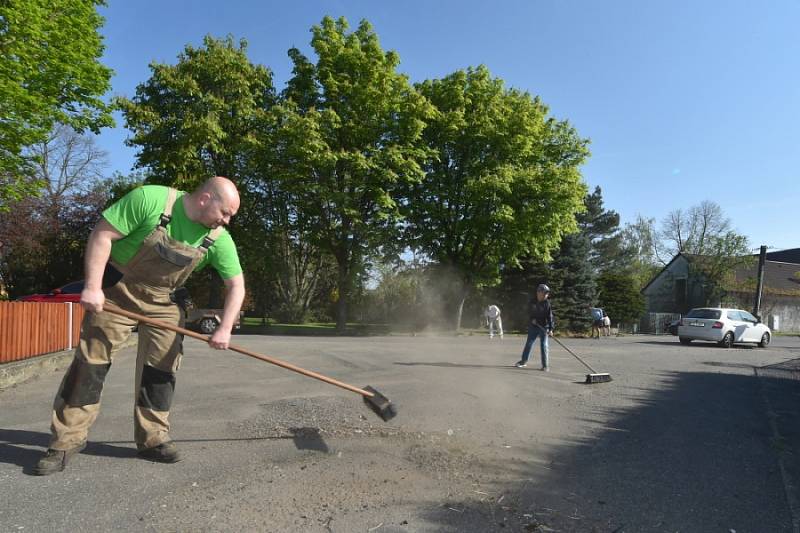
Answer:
[
  {"left": 208, "top": 273, "right": 245, "bottom": 350},
  {"left": 81, "top": 219, "right": 125, "bottom": 313}
]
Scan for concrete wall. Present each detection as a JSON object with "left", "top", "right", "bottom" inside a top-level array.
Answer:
[{"left": 724, "top": 293, "right": 800, "bottom": 333}]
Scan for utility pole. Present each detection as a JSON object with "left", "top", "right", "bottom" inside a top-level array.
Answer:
[{"left": 753, "top": 245, "right": 767, "bottom": 321}]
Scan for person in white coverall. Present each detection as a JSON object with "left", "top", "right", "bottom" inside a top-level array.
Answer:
[{"left": 485, "top": 304, "right": 503, "bottom": 338}]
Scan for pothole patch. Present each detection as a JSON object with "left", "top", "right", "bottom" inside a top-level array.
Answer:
[{"left": 230, "top": 396, "right": 406, "bottom": 439}]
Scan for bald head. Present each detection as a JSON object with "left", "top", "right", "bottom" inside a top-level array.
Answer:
[{"left": 186, "top": 176, "right": 240, "bottom": 229}]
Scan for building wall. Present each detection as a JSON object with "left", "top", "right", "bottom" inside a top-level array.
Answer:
[
  {"left": 725, "top": 292, "right": 800, "bottom": 332},
  {"left": 767, "top": 298, "right": 800, "bottom": 332},
  {"left": 642, "top": 256, "right": 707, "bottom": 314}
]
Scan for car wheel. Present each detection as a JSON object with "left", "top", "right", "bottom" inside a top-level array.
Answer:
[
  {"left": 198, "top": 317, "right": 219, "bottom": 334},
  {"left": 679, "top": 337, "right": 692, "bottom": 345},
  {"left": 719, "top": 331, "right": 734, "bottom": 348},
  {"left": 759, "top": 332, "right": 770, "bottom": 348}
]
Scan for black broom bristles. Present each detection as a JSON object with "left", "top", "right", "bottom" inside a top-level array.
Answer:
[
  {"left": 362, "top": 385, "right": 397, "bottom": 421},
  {"left": 585, "top": 373, "right": 613, "bottom": 384}
]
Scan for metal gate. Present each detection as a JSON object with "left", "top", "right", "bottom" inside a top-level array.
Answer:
[{"left": 638, "top": 312, "right": 682, "bottom": 335}]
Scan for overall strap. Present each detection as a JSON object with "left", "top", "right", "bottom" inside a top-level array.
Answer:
[
  {"left": 158, "top": 188, "right": 179, "bottom": 228},
  {"left": 198, "top": 226, "right": 224, "bottom": 253}
]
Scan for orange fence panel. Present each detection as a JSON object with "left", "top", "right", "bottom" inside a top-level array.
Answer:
[{"left": 0, "top": 302, "right": 83, "bottom": 363}]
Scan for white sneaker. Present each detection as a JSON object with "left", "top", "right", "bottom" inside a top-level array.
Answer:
[{"left": 515, "top": 361, "right": 527, "bottom": 368}]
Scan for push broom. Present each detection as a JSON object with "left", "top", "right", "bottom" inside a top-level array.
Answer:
[
  {"left": 103, "top": 304, "right": 397, "bottom": 421},
  {"left": 534, "top": 324, "right": 612, "bottom": 384},
  {"left": 552, "top": 336, "right": 612, "bottom": 384}
]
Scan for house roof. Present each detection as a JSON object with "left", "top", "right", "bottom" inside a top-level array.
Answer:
[
  {"left": 763, "top": 248, "right": 800, "bottom": 265},
  {"left": 641, "top": 251, "right": 800, "bottom": 296},
  {"left": 731, "top": 260, "right": 800, "bottom": 295}
]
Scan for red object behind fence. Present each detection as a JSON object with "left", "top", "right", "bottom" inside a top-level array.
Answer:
[{"left": 0, "top": 302, "right": 84, "bottom": 363}]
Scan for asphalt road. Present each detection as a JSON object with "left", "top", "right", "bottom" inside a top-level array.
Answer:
[{"left": 2, "top": 332, "right": 799, "bottom": 532}]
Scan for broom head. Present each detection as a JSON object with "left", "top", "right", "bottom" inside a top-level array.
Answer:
[
  {"left": 362, "top": 385, "right": 397, "bottom": 421},
  {"left": 585, "top": 373, "right": 612, "bottom": 384}
]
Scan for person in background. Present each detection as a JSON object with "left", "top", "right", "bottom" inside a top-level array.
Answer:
[
  {"left": 485, "top": 304, "right": 503, "bottom": 339},
  {"left": 515, "top": 284, "right": 554, "bottom": 371},
  {"left": 590, "top": 306, "right": 604, "bottom": 339},
  {"left": 602, "top": 311, "right": 611, "bottom": 336}
]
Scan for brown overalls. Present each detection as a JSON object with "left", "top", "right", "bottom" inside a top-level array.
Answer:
[{"left": 50, "top": 188, "right": 223, "bottom": 451}]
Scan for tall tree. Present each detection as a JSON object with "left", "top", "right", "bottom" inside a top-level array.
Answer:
[
  {"left": 407, "top": 65, "right": 589, "bottom": 329},
  {"left": 0, "top": 0, "right": 113, "bottom": 208},
  {"left": 116, "top": 35, "right": 275, "bottom": 186},
  {"left": 619, "top": 214, "right": 662, "bottom": 289},
  {"left": 579, "top": 186, "right": 624, "bottom": 273},
  {"left": 658, "top": 200, "right": 752, "bottom": 305},
  {"left": 548, "top": 233, "right": 596, "bottom": 331},
  {"left": 658, "top": 200, "right": 749, "bottom": 258},
  {"left": 273, "top": 17, "right": 432, "bottom": 330}
]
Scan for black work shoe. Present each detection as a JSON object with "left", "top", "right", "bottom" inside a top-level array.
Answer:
[
  {"left": 34, "top": 442, "right": 87, "bottom": 476},
  {"left": 137, "top": 441, "right": 181, "bottom": 463}
]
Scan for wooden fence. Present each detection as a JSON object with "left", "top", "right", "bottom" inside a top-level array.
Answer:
[{"left": 0, "top": 302, "right": 84, "bottom": 363}]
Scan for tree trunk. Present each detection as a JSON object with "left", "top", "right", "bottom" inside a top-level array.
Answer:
[
  {"left": 455, "top": 287, "right": 469, "bottom": 331},
  {"left": 335, "top": 263, "right": 350, "bottom": 332}
]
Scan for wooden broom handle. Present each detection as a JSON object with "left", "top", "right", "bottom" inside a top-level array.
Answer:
[{"left": 102, "top": 303, "right": 374, "bottom": 398}]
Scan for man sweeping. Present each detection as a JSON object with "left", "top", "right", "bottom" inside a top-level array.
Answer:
[{"left": 34, "top": 177, "right": 245, "bottom": 475}]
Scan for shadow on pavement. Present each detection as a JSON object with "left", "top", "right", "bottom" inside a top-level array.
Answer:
[
  {"left": 417, "top": 370, "right": 800, "bottom": 532},
  {"left": 757, "top": 357, "right": 800, "bottom": 381},
  {"left": 635, "top": 339, "right": 763, "bottom": 350},
  {"left": 394, "top": 361, "right": 518, "bottom": 370},
  {"left": 703, "top": 361, "right": 757, "bottom": 370},
  {"left": 1, "top": 426, "right": 331, "bottom": 476},
  {"left": 0, "top": 428, "right": 137, "bottom": 475},
  {"left": 289, "top": 427, "right": 329, "bottom": 453}
]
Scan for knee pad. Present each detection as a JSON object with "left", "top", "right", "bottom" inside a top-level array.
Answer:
[
  {"left": 138, "top": 364, "right": 176, "bottom": 411},
  {"left": 61, "top": 358, "right": 111, "bottom": 406}
]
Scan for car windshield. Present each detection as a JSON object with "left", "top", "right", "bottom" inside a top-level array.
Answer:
[{"left": 686, "top": 309, "right": 721, "bottom": 319}]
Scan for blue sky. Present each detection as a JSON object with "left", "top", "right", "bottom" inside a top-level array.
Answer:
[{"left": 95, "top": 0, "right": 799, "bottom": 251}]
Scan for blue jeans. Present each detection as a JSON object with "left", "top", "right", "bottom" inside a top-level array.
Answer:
[{"left": 520, "top": 324, "right": 549, "bottom": 368}]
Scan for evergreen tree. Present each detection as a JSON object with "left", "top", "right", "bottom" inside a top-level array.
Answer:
[
  {"left": 549, "top": 233, "right": 595, "bottom": 332},
  {"left": 578, "top": 186, "right": 624, "bottom": 273},
  {"left": 597, "top": 271, "right": 646, "bottom": 327}
]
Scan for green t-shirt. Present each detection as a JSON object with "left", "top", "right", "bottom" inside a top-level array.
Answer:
[{"left": 103, "top": 185, "right": 242, "bottom": 280}]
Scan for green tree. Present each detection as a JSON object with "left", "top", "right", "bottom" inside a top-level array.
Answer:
[
  {"left": 548, "top": 233, "right": 596, "bottom": 332},
  {"left": 597, "top": 271, "right": 646, "bottom": 327},
  {"left": 117, "top": 35, "right": 275, "bottom": 186},
  {"left": 273, "top": 17, "right": 432, "bottom": 330},
  {"left": 408, "top": 65, "right": 589, "bottom": 329},
  {"left": 579, "top": 186, "right": 624, "bottom": 273},
  {"left": 0, "top": 0, "right": 113, "bottom": 208}
]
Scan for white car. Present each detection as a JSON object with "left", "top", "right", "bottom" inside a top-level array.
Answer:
[{"left": 678, "top": 307, "right": 771, "bottom": 348}]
